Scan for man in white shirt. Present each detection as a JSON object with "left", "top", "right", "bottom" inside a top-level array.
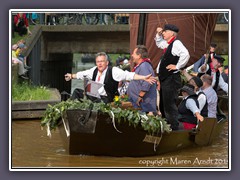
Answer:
[
  {"left": 155, "top": 24, "right": 190, "bottom": 130},
  {"left": 65, "top": 52, "right": 156, "bottom": 103}
]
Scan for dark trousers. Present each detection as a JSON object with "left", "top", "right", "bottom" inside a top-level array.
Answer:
[
  {"left": 71, "top": 88, "right": 110, "bottom": 104},
  {"left": 159, "top": 73, "right": 182, "bottom": 130}
]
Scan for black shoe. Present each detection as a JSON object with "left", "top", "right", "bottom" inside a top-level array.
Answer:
[{"left": 19, "top": 75, "right": 29, "bottom": 80}]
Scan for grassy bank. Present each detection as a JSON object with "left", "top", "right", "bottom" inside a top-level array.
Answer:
[{"left": 12, "top": 82, "right": 51, "bottom": 101}]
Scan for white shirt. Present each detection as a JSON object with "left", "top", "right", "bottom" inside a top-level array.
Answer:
[
  {"left": 184, "top": 96, "right": 200, "bottom": 115},
  {"left": 155, "top": 34, "right": 190, "bottom": 73},
  {"left": 198, "top": 64, "right": 228, "bottom": 94},
  {"left": 196, "top": 91, "right": 207, "bottom": 112},
  {"left": 76, "top": 66, "right": 135, "bottom": 96},
  {"left": 201, "top": 86, "right": 218, "bottom": 118}
]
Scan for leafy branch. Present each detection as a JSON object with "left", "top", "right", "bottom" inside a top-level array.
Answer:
[{"left": 41, "top": 99, "right": 172, "bottom": 134}]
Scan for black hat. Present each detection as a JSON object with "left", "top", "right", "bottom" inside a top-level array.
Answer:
[
  {"left": 210, "top": 43, "right": 217, "bottom": 48},
  {"left": 213, "top": 55, "right": 225, "bottom": 64},
  {"left": 190, "top": 76, "right": 203, "bottom": 88},
  {"left": 180, "top": 84, "right": 196, "bottom": 96},
  {"left": 163, "top": 24, "right": 179, "bottom": 33}
]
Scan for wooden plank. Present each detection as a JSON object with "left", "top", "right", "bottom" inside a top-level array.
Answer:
[
  {"left": 195, "top": 118, "right": 217, "bottom": 146},
  {"left": 12, "top": 100, "right": 60, "bottom": 110}
]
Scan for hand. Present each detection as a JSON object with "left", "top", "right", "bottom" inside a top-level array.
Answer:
[
  {"left": 166, "top": 64, "right": 177, "bottom": 71},
  {"left": 196, "top": 114, "right": 204, "bottom": 122},
  {"left": 65, "top": 73, "right": 72, "bottom": 81},
  {"left": 144, "top": 74, "right": 157, "bottom": 84},
  {"left": 136, "top": 97, "right": 143, "bottom": 106},
  {"left": 156, "top": 27, "right": 163, "bottom": 34}
]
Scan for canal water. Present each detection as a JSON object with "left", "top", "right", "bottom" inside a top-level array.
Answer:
[
  {"left": 11, "top": 120, "right": 229, "bottom": 168},
  {"left": 11, "top": 59, "right": 229, "bottom": 169}
]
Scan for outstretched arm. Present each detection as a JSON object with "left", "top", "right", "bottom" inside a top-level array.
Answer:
[{"left": 133, "top": 74, "right": 157, "bottom": 84}]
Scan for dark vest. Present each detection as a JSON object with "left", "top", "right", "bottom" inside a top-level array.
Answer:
[
  {"left": 213, "top": 70, "right": 220, "bottom": 92},
  {"left": 158, "top": 40, "right": 179, "bottom": 81},
  {"left": 92, "top": 66, "right": 119, "bottom": 103},
  {"left": 198, "top": 91, "right": 208, "bottom": 117},
  {"left": 178, "top": 95, "right": 199, "bottom": 125}
]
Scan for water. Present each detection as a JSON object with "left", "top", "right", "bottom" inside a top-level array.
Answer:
[{"left": 11, "top": 120, "right": 229, "bottom": 168}]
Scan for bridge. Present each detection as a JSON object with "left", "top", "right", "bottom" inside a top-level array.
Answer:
[{"left": 22, "top": 24, "right": 228, "bottom": 94}]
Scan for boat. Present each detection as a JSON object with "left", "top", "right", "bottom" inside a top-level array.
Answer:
[{"left": 58, "top": 108, "right": 227, "bottom": 157}]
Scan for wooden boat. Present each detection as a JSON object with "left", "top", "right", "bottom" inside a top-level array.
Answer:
[{"left": 58, "top": 108, "right": 227, "bottom": 157}]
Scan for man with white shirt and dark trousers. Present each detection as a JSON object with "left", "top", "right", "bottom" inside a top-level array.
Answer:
[
  {"left": 155, "top": 24, "right": 190, "bottom": 130},
  {"left": 65, "top": 52, "right": 156, "bottom": 103}
]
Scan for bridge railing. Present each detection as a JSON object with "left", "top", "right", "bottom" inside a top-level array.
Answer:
[{"left": 25, "top": 13, "right": 129, "bottom": 25}]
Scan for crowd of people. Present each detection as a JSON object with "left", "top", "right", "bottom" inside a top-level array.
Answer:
[{"left": 64, "top": 23, "right": 228, "bottom": 131}]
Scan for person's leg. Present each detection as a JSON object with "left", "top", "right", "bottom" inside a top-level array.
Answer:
[
  {"left": 161, "top": 74, "right": 182, "bottom": 130},
  {"left": 159, "top": 88, "right": 165, "bottom": 118},
  {"left": 70, "top": 88, "right": 84, "bottom": 100},
  {"left": 193, "top": 56, "right": 205, "bottom": 72}
]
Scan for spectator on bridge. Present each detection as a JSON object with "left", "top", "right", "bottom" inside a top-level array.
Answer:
[
  {"left": 65, "top": 52, "right": 156, "bottom": 104},
  {"left": 13, "top": 13, "right": 32, "bottom": 36}
]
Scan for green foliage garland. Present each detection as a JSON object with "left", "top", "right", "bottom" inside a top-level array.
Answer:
[{"left": 41, "top": 99, "right": 172, "bottom": 134}]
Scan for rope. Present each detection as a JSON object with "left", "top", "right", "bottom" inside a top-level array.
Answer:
[
  {"left": 46, "top": 122, "right": 51, "bottom": 138},
  {"left": 110, "top": 110, "right": 122, "bottom": 133},
  {"left": 154, "top": 120, "right": 163, "bottom": 151},
  {"left": 157, "top": 13, "right": 160, "bottom": 25},
  {"left": 153, "top": 133, "right": 162, "bottom": 152},
  {"left": 192, "top": 15, "right": 196, "bottom": 52},
  {"left": 205, "top": 14, "right": 210, "bottom": 49},
  {"left": 62, "top": 116, "right": 70, "bottom": 137},
  {"left": 164, "top": 18, "right": 168, "bottom": 24}
]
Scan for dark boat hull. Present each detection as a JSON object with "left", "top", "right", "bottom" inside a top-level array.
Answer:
[{"left": 58, "top": 109, "right": 227, "bottom": 157}]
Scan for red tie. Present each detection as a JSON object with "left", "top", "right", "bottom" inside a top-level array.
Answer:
[{"left": 97, "top": 75, "right": 101, "bottom": 82}]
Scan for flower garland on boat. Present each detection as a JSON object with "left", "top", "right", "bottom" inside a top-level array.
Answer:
[{"left": 41, "top": 99, "right": 172, "bottom": 135}]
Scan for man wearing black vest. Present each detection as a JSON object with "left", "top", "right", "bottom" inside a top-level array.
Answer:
[
  {"left": 178, "top": 84, "right": 204, "bottom": 130},
  {"left": 198, "top": 55, "right": 228, "bottom": 94},
  {"left": 65, "top": 52, "right": 156, "bottom": 103},
  {"left": 155, "top": 24, "right": 190, "bottom": 130}
]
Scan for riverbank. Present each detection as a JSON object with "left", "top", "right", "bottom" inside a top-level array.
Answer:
[{"left": 12, "top": 88, "right": 61, "bottom": 119}]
